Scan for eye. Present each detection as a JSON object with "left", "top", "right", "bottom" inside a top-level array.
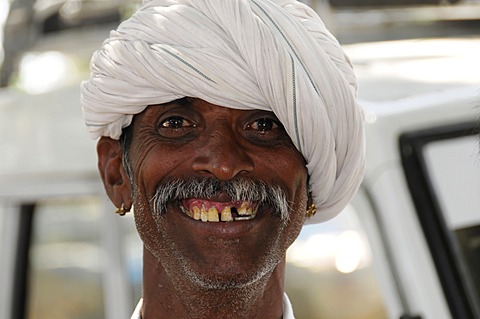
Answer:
[
  {"left": 243, "top": 115, "right": 288, "bottom": 145},
  {"left": 159, "top": 116, "right": 194, "bottom": 129},
  {"left": 157, "top": 115, "right": 198, "bottom": 140},
  {"left": 249, "top": 118, "right": 279, "bottom": 133}
]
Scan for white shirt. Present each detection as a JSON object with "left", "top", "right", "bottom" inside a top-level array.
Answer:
[{"left": 130, "top": 293, "right": 295, "bottom": 319}]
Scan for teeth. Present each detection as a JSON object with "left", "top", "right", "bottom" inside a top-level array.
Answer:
[
  {"left": 207, "top": 207, "right": 219, "bottom": 222},
  {"left": 221, "top": 207, "right": 233, "bottom": 222},
  {"left": 192, "top": 206, "right": 201, "bottom": 220},
  {"left": 200, "top": 206, "right": 208, "bottom": 222},
  {"left": 237, "top": 202, "right": 254, "bottom": 216},
  {"left": 237, "top": 202, "right": 248, "bottom": 216},
  {"left": 234, "top": 203, "right": 257, "bottom": 220},
  {"left": 182, "top": 202, "right": 257, "bottom": 222}
]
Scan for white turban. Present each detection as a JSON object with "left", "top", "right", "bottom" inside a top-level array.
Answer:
[{"left": 81, "top": 0, "right": 365, "bottom": 223}]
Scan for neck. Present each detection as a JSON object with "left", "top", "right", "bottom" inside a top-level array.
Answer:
[{"left": 140, "top": 248, "right": 285, "bottom": 319}]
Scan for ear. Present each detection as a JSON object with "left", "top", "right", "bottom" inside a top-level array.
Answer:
[{"left": 97, "top": 137, "right": 132, "bottom": 210}]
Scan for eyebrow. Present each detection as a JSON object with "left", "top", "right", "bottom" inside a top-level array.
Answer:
[{"left": 174, "top": 97, "right": 194, "bottom": 108}]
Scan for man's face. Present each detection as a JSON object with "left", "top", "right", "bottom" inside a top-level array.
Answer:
[{"left": 126, "top": 98, "right": 308, "bottom": 289}]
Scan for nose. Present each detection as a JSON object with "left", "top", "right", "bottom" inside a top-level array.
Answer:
[{"left": 191, "top": 126, "right": 254, "bottom": 181}]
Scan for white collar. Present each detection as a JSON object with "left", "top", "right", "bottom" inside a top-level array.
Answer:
[{"left": 131, "top": 293, "right": 295, "bottom": 319}]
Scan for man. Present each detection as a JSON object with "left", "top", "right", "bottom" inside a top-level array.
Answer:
[{"left": 81, "top": 0, "right": 365, "bottom": 318}]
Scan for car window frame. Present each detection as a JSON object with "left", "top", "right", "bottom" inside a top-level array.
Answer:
[{"left": 399, "top": 120, "right": 479, "bottom": 319}]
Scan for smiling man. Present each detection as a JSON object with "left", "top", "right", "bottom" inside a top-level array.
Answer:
[{"left": 81, "top": 0, "right": 365, "bottom": 318}]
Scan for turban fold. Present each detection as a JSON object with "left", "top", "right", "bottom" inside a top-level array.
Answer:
[{"left": 81, "top": 0, "right": 365, "bottom": 223}]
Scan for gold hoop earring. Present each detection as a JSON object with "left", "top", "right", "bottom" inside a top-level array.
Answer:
[
  {"left": 115, "top": 204, "right": 129, "bottom": 216},
  {"left": 306, "top": 204, "right": 317, "bottom": 218}
]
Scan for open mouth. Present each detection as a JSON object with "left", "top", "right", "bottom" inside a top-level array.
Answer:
[{"left": 180, "top": 199, "right": 259, "bottom": 222}]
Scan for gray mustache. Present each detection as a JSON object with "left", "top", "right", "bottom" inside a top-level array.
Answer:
[{"left": 151, "top": 178, "right": 290, "bottom": 220}]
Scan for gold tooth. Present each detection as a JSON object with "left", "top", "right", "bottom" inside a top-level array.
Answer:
[
  {"left": 221, "top": 207, "right": 233, "bottom": 222},
  {"left": 200, "top": 206, "right": 208, "bottom": 222},
  {"left": 234, "top": 215, "right": 255, "bottom": 221},
  {"left": 207, "top": 207, "right": 219, "bottom": 222},
  {"left": 192, "top": 206, "right": 201, "bottom": 220}
]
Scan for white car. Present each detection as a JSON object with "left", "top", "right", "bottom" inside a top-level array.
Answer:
[{"left": 0, "top": 13, "right": 478, "bottom": 319}]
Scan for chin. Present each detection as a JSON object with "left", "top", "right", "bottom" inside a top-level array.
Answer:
[
  {"left": 172, "top": 253, "right": 282, "bottom": 291},
  {"left": 188, "top": 268, "right": 273, "bottom": 291}
]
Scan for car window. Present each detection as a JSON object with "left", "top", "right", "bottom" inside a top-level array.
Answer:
[
  {"left": 27, "top": 196, "right": 105, "bottom": 319},
  {"left": 400, "top": 122, "right": 480, "bottom": 319},
  {"left": 423, "top": 133, "right": 480, "bottom": 314},
  {"left": 423, "top": 135, "right": 480, "bottom": 229}
]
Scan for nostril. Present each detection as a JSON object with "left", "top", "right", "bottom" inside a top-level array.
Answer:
[{"left": 191, "top": 147, "right": 254, "bottom": 180}]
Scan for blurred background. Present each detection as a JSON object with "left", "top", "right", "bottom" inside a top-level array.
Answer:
[{"left": 0, "top": 1, "right": 479, "bottom": 319}]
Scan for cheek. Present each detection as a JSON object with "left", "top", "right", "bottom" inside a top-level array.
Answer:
[
  {"left": 254, "top": 147, "right": 308, "bottom": 193},
  {"left": 254, "top": 147, "right": 308, "bottom": 243},
  {"left": 132, "top": 200, "right": 158, "bottom": 257},
  {"left": 287, "top": 181, "right": 309, "bottom": 242},
  {"left": 281, "top": 151, "right": 309, "bottom": 244},
  {"left": 290, "top": 179, "right": 308, "bottom": 230},
  {"left": 131, "top": 143, "right": 190, "bottom": 196}
]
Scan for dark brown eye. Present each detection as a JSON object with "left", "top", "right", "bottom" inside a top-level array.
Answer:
[
  {"left": 249, "top": 118, "right": 279, "bottom": 133},
  {"left": 243, "top": 115, "right": 288, "bottom": 146},
  {"left": 160, "top": 116, "right": 193, "bottom": 129},
  {"left": 157, "top": 115, "right": 198, "bottom": 141}
]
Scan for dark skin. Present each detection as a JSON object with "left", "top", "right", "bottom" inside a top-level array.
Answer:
[{"left": 97, "top": 98, "right": 309, "bottom": 319}]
